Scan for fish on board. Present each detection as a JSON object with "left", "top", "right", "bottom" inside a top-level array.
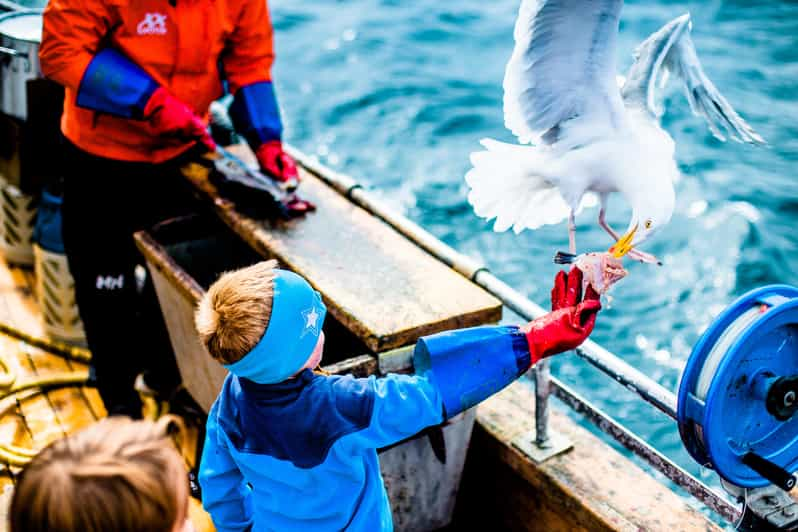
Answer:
[{"left": 554, "top": 251, "right": 628, "bottom": 295}]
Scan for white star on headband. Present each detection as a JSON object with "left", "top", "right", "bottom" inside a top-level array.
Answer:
[{"left": 302, "top": 306, "right": 320, "bottom": 336}]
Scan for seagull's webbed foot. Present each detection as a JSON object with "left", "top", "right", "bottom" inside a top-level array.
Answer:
[{"left": 628, "top": 248, "right": 662, "bottom": 266}]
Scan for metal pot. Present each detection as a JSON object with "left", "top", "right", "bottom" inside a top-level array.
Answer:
[{"left": 0, "top": 10, "right": 43, "bottom": 120}]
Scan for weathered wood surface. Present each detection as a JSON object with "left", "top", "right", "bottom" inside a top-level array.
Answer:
[
  {"left": 451, "top": 379, "right": 719, "bottom": 532},
  {"left": 182, "top": 149, "right": 502, "bottom": 352}
]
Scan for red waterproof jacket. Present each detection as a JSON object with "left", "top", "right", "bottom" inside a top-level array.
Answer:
[{"left": 40, "top": 0, "right": 274, "bottom": 163}]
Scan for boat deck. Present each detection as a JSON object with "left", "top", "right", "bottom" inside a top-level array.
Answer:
[{"left": 0, "top": 260, "right": 214, "bottom": 531}]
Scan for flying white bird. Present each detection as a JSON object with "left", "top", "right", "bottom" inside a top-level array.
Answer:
[{"left": 465, "top": 2, "right": 764, "bottom": 263}]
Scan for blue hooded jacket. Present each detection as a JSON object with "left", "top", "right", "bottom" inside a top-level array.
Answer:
[
  {"left": 199, "top": 325, "right": 530, "bottom": 531},
  {"left": 200, "top": 369, "right": 444, "bottom": 531}
]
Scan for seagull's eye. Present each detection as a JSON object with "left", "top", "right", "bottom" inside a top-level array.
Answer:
[{"left": 645, "top": 219, "right": 653, "bottom": 229}]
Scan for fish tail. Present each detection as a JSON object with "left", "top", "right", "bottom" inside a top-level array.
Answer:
[{"left": 553, "top": 251, "right": 577, "bottom": 265}]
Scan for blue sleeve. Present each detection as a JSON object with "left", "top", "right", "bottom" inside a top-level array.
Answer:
[
  {"left": 76, "top": 48, "right": 159, "bottom": 119},
  {"left": 347, "top": 373, "right": 444, "bottom": 449},
  {"left": 414, "top": 325, "right": 530, "bottom": 419},
  {"left": 199, "top": 409, "right": 254, "bottom": 532},
  {"left": 229, "top": 81, "right": 283, "bottom": 148}
]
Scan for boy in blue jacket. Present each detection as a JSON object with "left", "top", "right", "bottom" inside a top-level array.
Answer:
[{"left": 196, "top": 260, "right": 600, "bottom": 531}]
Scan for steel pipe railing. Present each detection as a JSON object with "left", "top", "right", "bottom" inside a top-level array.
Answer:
[{"left": 284, "top": 145, "right": 735, "bottom": 522}]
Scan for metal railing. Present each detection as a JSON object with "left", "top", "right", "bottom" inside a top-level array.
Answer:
[{"left": 286, "top": 145, "right": 740, "bottom": 524}]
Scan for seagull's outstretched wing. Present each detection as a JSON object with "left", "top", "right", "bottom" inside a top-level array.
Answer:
[
  {"left": 621, "top": 14, "right": 764, "bottom": 144},
  {"left": 503, "top": 0, "right": 625, "bottom": 145}
]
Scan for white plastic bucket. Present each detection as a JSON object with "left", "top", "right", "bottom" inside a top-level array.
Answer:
[
  {"left": 0, "top": 177, "right": 36, "bottom": 266},
  {"left": 32, "top": 243, "right": 85, "bottom": 345}
]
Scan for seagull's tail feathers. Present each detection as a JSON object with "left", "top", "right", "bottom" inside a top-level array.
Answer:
[{"left": 465, "top": 138, "right": 570, "bottom": 234}]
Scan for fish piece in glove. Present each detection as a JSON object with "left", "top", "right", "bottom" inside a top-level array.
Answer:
[{"left": 554, "top": 251, "right": 628, "bottom": 295}]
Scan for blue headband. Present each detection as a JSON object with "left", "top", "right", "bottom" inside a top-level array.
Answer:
[{"left": 224, "top": 270, "right": 327, "bottom": 384}]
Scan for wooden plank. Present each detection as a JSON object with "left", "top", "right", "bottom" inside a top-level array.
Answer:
[
  {"left": 6, "top": 268, "right": 77, "bottom": 446},
  {"left": 449, "top": 380, "right": 718, "bottom": 532},
  {"left": 0, "top": 266, "right": 94, "bottom": 450},
  {"left": 0, "top": 266, "right": 60, "bottom": 450},
  {"left": 14, "top": 268, "right": 105, "bottom": 419},
  {"left": 182, "top": 152, "right": 502, "bottom": 352}
]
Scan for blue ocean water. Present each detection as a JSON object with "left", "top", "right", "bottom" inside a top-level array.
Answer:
[{"left": 271, "top": 0, "right": 798, "bottom": 519}]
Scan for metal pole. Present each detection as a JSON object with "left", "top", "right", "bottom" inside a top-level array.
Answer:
[
  {"left": 574, "top": 340, "right": 677, "bottom": 419},
  {"left": 534, "top": 360, "right": 551, "bottom": 446}
]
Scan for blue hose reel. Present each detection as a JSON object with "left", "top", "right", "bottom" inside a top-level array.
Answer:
[{"left": 678, "top": 285, "right": 798, "bottom": 491}]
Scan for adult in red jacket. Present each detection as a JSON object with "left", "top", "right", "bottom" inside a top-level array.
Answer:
[{"left": 40, "top": 0, "right": 297, "bottom": 416}]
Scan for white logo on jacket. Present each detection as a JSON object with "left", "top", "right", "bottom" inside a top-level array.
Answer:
[
  {"left": 137, "top": 13, "right": 168, "bottom": 35},
  {"left": 95, "top": 274, "right": 124, "bottom": 291}
]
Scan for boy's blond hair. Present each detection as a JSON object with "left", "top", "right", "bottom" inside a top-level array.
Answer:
[
  {"left": 10, "top": 417, "right": 188, "bottom": 532},
  {"left": 195, "top": 259, "right": 277, "bottom": 365}
]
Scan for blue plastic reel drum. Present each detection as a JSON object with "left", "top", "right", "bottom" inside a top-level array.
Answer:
[{"left": 678, "top": 285, "right": 798, "bottom": 488}]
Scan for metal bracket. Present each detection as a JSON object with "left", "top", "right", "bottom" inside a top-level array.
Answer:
[
  {"left": 738, "top": 485, "right": 798, "bottom": 531},
  {"left": 512, "top": 428, "right": 573, "bottom": 463}
]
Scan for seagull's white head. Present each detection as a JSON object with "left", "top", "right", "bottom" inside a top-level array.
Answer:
[{"left": 609, "top": 165, "right": 676, "bottom": 261}]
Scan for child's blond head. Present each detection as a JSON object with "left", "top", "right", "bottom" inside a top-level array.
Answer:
[
  {"left": 195, "top": 259, "right": 278, "bottom": 365},
  {"left": 10, "top": 417, "right": 188, "bottom": 532}
]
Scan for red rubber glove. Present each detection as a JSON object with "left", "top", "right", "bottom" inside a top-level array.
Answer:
[
  {"left": 255, "top": 140, "right": 299, "bottom": 188},
  {"left": 144, "top": 87, "right": 216, "bottom": 151},
  {"left": 521, "top": 268, "right": 601, "bottom": 365}
]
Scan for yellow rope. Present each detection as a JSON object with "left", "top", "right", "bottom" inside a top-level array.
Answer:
[
  {"left": 0, "top": 322, "right": 94, "bottom": 466},
  {"left": 0, "top": 358, "right": 90, "bottom": 467},
  {"left": 0, "top": 322, "right": 91, "bottom": 363},
  {"left": 0, "top": 326, "right": 198, "bottom": 469}
]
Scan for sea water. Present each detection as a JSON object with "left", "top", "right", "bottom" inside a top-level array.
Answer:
[{"left": 272, "top": 0, "right": 798, "bottom": 521}]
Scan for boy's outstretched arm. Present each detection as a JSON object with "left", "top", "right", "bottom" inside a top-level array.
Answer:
[
  {"left": 417, "top": 268, "right": 600, "bottom": 419},
  {"left": 199, "top": 405, "right": 254, "bottom": 532},
  {"left": 348, "top": 268, "right": 600, "bottom": 448}
]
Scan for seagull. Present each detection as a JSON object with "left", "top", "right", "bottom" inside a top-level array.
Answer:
[{"left": 465, "top": 1, "right": 764, "bottom": 263}]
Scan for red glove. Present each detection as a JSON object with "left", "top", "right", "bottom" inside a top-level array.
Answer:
[
  {"left": 255, "top": 140, "right": 299, "bottom": 188},
  {"left": 521, "top": 268, "right": 601, "bottom": 365},
  {"left": 144, "top": 87, "right": 216, "bottom": 152}
]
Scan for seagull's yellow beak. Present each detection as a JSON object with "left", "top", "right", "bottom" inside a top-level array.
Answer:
[{"left": 609, "top": 223, "right": 638, "bottom": 258}]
